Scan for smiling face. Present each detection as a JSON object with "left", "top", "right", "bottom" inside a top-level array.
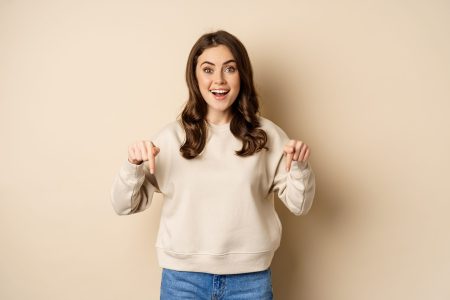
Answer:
[{"left": 195, "top": 45, "right": 240, "bottom": 124}]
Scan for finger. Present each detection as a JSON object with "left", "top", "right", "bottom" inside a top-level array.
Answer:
[
  {"left": 284, "top": 144, "right": 293, "bottom": 153},
  {"left": 146, "top": 141, "right": 156, "bottom": 174},
  {"left": 285, "top": 140, "right": 295, "bottom": 171},
  {"left": 303, "top": 148, "right": 310, "bottom": 161},
  {"left": 132, "top": 144, "right": 144, "bottom": 163},
  {"left": 298, "top": 144, "right": 308, "bottom": 162},
  {"left": 128, "top": 146, "right": 137, "bottom": 163},
  {"left": 286, "top": 153, "right": 293, "bottom": 171},
  {"left": 293, "top": 141, "right": 303, "bottom": 161},
  {"left": 137, "top": 142, "right": 148, "bottom": 162},
  {"left": 152, "top": 146, "right": 160, "bottom": 157}
]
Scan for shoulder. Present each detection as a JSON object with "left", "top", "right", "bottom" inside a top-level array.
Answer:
[
  {"left": 151, "top": 119, "right": 185, "bottom": 145},
  {"left": 258, "top": 116, "right": 290, "bottom": 144}
]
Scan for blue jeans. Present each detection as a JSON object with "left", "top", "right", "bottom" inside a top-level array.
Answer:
[{"left": 160, "top": 268, "right": 274, "bottom": 300}]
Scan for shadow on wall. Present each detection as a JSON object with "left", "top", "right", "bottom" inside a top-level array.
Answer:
[{"left": 258, "top": 59, "right": 350, "bottom": 299}]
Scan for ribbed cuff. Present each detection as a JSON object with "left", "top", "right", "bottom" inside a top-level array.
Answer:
[{"left": 121, "top": 159, "right": 145, "bottom": 178}]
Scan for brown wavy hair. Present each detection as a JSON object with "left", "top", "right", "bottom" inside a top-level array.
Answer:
[{"left": 179, "top": 30, "right": 268, "bottom": 159}]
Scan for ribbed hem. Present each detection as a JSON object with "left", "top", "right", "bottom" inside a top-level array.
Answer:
[{"left": 156, "top": 247, "right": 277, "bottom": 275}]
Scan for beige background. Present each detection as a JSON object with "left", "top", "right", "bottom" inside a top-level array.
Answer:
[{"left": 1, "top": 0, "right": 449, "bottom": 299}]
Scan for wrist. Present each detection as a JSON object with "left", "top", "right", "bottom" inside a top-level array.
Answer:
[{"left": 128, "top": 158, "right": 143, "bottom": 165}]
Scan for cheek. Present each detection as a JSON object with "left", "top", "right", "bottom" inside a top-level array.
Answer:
[
  {"left": 231, "top": 73, "right": 240, "bottom": 88},
  {"left": 232, "top": 76, "right": 240, "bottom": 91},
  {"left": 198, "top": 77, "right": 208, "bottom": 87},
  {"left": 196, "top": 75, "right": 210, "bottom": 90}
]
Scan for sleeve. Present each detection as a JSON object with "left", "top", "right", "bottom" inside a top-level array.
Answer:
[
  {"left": 270, "top": 156, "right": 316, "bottom": 216},
  {"left": 110, "top": 159, "right": 161, "bottom": 216},
  {"left": 271, "top": 155, "right": 315, "bottom": 216}
]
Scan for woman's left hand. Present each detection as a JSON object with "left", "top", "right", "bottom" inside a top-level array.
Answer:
[{"left": 284, "top": 139, "right": 310, "bottom": 171}]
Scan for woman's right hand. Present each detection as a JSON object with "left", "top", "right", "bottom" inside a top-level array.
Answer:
[{"left": 128, "top": 141, "right": 160, "bottom": 174}]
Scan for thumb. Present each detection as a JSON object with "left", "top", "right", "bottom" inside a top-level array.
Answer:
[{"left": 152, "top": 146, "right": 160, "bottom": 156}]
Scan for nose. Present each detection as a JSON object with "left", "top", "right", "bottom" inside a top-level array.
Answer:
[{"left": 213, "top": 70, "right": 226, "bottom": 85}]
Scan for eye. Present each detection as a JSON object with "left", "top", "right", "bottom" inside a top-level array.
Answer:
[
  {"left": 203, "top": 67, "right": 213, "bottom": 74},
  {"left": 224, "top": 66, "right": 236, "bottom": 73}
]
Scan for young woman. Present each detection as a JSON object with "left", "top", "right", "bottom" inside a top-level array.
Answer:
[{"left": 111, "top": 30, "right": 316, "bottom": 300}]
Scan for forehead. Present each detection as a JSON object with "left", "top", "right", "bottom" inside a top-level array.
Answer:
[{"left": 197, "top": 45, "right": 235, "bottom": 64}]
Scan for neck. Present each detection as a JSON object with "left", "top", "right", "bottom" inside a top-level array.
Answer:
[{"left": 206, "top": 112, "right": 232, "bottom": 125}]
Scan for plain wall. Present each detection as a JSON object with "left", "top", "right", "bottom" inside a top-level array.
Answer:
[{"left": 1, "top": 0, "right": 449, "bottom": 299}]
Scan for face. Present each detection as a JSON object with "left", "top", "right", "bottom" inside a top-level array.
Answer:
[{"left": 195, "top": 45, "right": 240, "bottom": 123}]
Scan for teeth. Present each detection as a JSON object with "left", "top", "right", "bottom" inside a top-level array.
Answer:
[{"left": 210, "top": 89, "right": 229, "bottom": 94}]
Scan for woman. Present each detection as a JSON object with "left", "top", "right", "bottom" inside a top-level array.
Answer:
[{"left": 111, "top": 30, "right": 316, "bottom": 300}]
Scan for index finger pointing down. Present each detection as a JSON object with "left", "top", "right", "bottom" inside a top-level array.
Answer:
[
  {"left": 145, "top": 141, "right": 156, "bottom": 174},
  {"left": 286, "top": 152, "right": 293, "bottom": 172},
  {"left": 285, "top": 140, "right": 295, "bottom": 172}
]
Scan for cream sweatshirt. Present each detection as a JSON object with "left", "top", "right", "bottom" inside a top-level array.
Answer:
[{"left": 110, "top": 116, "right": 315, "bottom": 274}]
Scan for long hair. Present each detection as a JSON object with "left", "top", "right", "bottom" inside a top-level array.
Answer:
[{"left": 179, "top": 30, "right": 268, "bottom": 159}]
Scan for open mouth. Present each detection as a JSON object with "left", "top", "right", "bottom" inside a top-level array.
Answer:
[{"left": 209, "top": 89, "right": 230, "bottom": 96}]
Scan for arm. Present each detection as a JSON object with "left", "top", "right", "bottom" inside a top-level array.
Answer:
[
  {"left": 111, "top": 139, "right": 161, "bottom": 215},
  {"left": 271, "top": 158, "right": 315, "bottom": 216},
  {"left": 110, "top": 160, "right": 160, "bottom": 216}
]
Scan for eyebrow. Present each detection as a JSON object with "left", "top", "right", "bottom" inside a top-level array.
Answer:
[{"left": 200, "top": 59, "right": 236, "bottom": 66}]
